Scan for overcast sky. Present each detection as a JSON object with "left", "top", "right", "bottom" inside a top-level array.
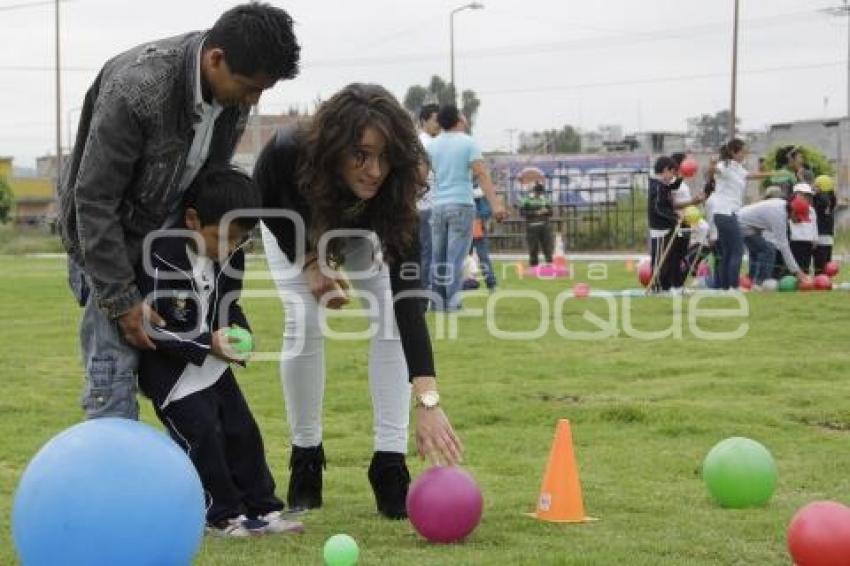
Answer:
[{"left": 2, "top": 0, "right": 849, "bottom": 167}]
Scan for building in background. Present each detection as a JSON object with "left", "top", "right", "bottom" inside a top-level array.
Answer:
[{"left": 0, "top": 156, "right": 56, "bottom": 227}]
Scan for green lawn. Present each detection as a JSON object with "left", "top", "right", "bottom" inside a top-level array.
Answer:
[{"left": 1, "top": 255, "right": 849, "bottom": 565}]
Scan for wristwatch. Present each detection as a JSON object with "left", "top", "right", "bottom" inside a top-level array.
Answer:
[{"left": 415, "top": 390, "right": 440, "bottom": 409}]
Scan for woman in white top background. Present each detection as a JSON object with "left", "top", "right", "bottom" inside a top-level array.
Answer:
[{"left": 705, "top": 139, "right": 774, "bottom": 289}]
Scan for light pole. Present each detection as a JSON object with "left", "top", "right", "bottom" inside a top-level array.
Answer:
[
  {"left": 54, "top": 0, "right": 62, "bottom": 183},
  {"left": 449, "top": 2, "right": 484, "bottom": 103},
  {"left": 823, "top": 0, "right": 850, "bottom": 117},
  {"left": 730, "top": 0, "right": 739, "bottom": 139}
]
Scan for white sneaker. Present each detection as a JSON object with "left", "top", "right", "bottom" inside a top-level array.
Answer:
[
  {"left": 206, "top": 515, "right": 267, "bottom": 538},
  {"left": 259, "top": 511, "right": 305, "bottom": 535}
]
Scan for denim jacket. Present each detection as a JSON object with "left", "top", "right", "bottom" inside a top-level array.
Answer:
[{"left": 58, "top": 32, "right": 249, "bottom": 319}]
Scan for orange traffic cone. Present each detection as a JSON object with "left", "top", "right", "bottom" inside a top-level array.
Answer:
[
  {"left": 625, "top": 258, "right": 635, "bottom": 273},
  {"left": 528, "top": 419, "right": 596, "bottom": 523}
]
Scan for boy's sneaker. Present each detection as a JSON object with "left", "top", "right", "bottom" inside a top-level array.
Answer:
[
  {"left": 368, "top": 451, "right": 410, "bottom": 520},
  {"left": 206, "top": 515, "right": 267, "bottom": 538},
  {"left": 258, "top": 511, "right": 305, "bottom": 535},
  {"left": 287, "top": 444, "right": 325, "bottom": 511}
]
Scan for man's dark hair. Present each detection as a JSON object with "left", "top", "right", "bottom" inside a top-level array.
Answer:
[
  {"left": 206, "top": 2, "right": 300, "bottom": 81},
  {"left": 184, "top": 166, "right": 262, "bottom": 230},
  {"left": 437, "top": 105, "right": 461, "bottom": 130},
  {"left": 654, "top": 156, "right": 676, "bottom": 174},
  {"left": 418, "top": 103, "right": 439, "bottom": 124}
]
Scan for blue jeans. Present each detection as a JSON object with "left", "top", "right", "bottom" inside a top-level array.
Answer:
[
  {"left": 418, "top": 208, "right": 432, "bottom": 291},
  {"left": 713, "top": 213, "right": 743, "bottom": 289},
  {"left": 68, "top": 258, "right": 140, "bottom": 419},
  {"left": 472, "top": 237, "right": 497, "bottom": 289},
  {"left": 431, "top": 203, "right": 475, "bottom": 311},
  {"left": 743, "top": 234, "right": 776, "bottom": 284}
]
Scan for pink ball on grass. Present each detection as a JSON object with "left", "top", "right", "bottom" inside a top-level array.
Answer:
[
  {"left": 573, "top": 282, "right": 590, "bottom": 298},
  {"left": 406, "top": 466, "right": 483, "bottom": 544},
  {"left": 814, "top": 274, "right": 832, "bottom": 291},
  {"left": 824, "top": 261, "right": 840, "bottom": 277}
]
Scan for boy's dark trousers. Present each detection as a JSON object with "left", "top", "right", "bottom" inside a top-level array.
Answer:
[
  {"left": 147, "top": 369, "right": 284, "bottom": 525},
  {"left": 650, "top": 231, "right": 684, "bottom": 291},
  {"left": 670, "top": 231, "right": 690, "bottom": 287},
  {"left": 813, "top": 244, "right": 832, "bottom": 274},
  {"left": 790, "top": 241, "right": 814, "bottom": 274},
  {"left": 526, "top": 222, "right": 553, "bottom": 266}
]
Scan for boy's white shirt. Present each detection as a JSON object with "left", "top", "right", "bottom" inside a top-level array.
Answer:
[
  {"left": 160, "top": 246, "right": 229, "bottom": 409},
  {"left": 789, "top": 206, "right": 818, "bottom": 243},
  {"left": 673, "top": 180, "right": 692, "bottom": 205},
  {"left": 691, "top": 218, "right": 710, "bottom": 245}
]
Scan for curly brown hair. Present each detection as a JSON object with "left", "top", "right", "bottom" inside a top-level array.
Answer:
[{"left": 296, "top": 83, "right": 427, "bottom": 264}]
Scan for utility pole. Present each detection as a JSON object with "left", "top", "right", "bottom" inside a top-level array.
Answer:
[
  {"left": 505, "top": 128, "right": 517, "bottom": 154},
  {"left": 823, "top": 0, "right": 850, "bottom": 117},
  {"left": 730, "top": 0, "right": 739, "bottom": 138},
  {"left": 54, "top": 0, "right": 62, "bottom": 185}
]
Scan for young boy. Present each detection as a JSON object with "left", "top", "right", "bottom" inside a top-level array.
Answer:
[
  {"left": 519, "top": 181, "right": 554, "bottom": 266},
  {"left": 136, "top": 167, "right": 304, "bottom": 537},
  {"left": 813, "top": 175, "right": 838, "bottom": 274},
  {"left": 788, "top": 183, "right": 818, "bottom": 274},
  {"left": 647, "top": 156, "right": 681, "bottom": 292}
]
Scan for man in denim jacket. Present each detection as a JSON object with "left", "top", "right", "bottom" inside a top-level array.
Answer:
[{"left": 57, "top": 3, "right": 300, "bottom": 419}]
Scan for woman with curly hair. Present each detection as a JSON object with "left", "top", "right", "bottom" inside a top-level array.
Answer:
[{"left": 255, "top": 83, "right": 462, "bottom": 520}]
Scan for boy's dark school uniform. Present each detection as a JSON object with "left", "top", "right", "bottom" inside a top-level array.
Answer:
[
  {"left": 814, "top": 191, "right": 837, "bottom": 274},
  {"left": 647, "top": 177, "right": 683, "bottom": 291},
  {"left": 136, "top": 234, "right": 283, "bottom": 525}
]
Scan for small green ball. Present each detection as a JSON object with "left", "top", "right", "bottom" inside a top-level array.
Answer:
[
  {"left": 226, "top": 326, "right": 253, "bottom": 354},
  {"left": 778, "top": 275, "right": 798, "bottom": 292},
  {"left": 703, "top": 437, "right": 777, "bottom": 508},
  {"left": 323, "top": 533, "right": 359, "bottom": 566}
]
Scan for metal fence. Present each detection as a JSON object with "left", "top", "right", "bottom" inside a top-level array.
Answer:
[{"left": 485, "top": 154, "right": 651, "bottom": 252}]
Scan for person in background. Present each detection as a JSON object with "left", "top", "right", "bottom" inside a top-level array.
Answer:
[
  {"left": 416, "top": 103, "right": 440, "bottom": 291},
  {"left": 738, "top": 195, "right": 809, "bottom": 287},
  {"left": 788, "top": 183, "right": 818, "bottom": 275},
  {"left": 519, "top": 181, "right": 554, "bottom": 267},
  {"left": 647, "top": 156, "right": 681, "bottom": 292},
  {"left": 471, "top": 185, "right": 498, "bottom": 291},
  {"left": 427, "top": 106, "right": 507, "bottom": 311},
  {"left": 812, "top": 175, "right": 838, "bottom": 274},
  {"left": 704, "top": 139, "right": 774, "bottom": 289},
  {"left": 669, "top": 152, "right": 705, "bottom": 287}
]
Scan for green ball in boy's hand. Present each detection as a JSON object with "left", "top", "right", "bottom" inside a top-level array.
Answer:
[
  {"left": 226, "top": 326, "right": 253, "bottom": 354},
  {"left": 323, "top": 533, "right": 359, "bottom": 566}
]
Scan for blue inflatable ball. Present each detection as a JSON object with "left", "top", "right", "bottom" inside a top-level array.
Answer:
[{"left": 13, "top": 418, "right": 205, "bottom": 566}]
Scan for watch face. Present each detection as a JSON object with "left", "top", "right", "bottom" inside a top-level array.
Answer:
[{"left": 420, "top": 391, "right": 439, "bottom": 407}]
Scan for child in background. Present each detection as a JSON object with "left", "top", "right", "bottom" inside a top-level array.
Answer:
[
  {"left": 136, "top": 167, "right": 304, "bottom": 537},
  {"left": 788, "top": 183, "right": 818, "bottom": 275},
  {"left": 647, "top": 156, "right": 681, "bottom": 292},
  {"left": 813, "top": 175, "right": 838, "bottom": 274},
  {"left": 519, "top": 181, "right": 554, "bottom": 266},
  {"left": 471, "top": 185, "right": 498, "bottom": 290},
  {"left": 670, "top": 153, "right": 706, "bottom": 287}
]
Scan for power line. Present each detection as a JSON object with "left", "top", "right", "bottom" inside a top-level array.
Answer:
[
  {"left": 476, "top": 61, "right": 846, "bottom": 96},
  {"left": 0, "top": 0, "right": 71, "bottom": 12}
]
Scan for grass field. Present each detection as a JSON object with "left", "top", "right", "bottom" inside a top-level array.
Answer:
[{"left": 1, "top": 254, "right": 850, "bottom": 565}]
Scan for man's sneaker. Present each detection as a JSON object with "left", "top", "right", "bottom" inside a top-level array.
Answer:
[
  {"left": 287, "top": 444, "right": 325, "bottom": 511},
  {"left": 258, "top": 511, "right": 305, "bottom": 535},
  {"left": 368, "top": 451, "right": 410, "bottom": 520},
  {"left": 206, "top": 515, "right": 267, "bottom": 538}
]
